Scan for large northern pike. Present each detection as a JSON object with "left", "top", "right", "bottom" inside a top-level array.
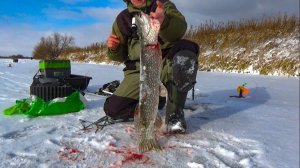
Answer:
[{"left": 134, "top": 12, "right": 163, "bottom": 152}]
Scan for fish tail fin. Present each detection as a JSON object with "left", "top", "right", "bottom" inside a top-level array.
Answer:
[{"left": 139, "top": 137, "right": 162, "bottom": 152}]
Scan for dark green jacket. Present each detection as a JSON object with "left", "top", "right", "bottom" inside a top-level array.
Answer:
[{"left": 107, "top": 0, "right": 187, "bottom": 63}]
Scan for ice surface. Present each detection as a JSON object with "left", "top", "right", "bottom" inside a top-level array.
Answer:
[{"left": 0, "top": 59, "right": 298, "bottom": 168}]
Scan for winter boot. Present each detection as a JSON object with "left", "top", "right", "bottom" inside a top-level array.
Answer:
[
  {"left": 165, "top": 82, "right": 188, "bottom": 133},
  {"left": 165, "top": 50, "right": 198, "bottom": 133}
]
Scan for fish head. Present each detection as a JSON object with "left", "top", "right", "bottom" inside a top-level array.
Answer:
[{"left": 135, "top": 12, "right": 161, "bottom": 46}]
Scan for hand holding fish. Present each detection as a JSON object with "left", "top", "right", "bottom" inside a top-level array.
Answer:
[{"left": 150, "top": 0, "right": 165, "bottom": 25}]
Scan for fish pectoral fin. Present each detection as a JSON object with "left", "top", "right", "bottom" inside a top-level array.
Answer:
[{"left": 139, "top": 137, "right": 162, "bottom": 152}]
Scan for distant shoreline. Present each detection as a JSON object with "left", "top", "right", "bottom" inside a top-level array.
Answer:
[{"left": 0, "top": 57, "right": 33, "bottom": 59}]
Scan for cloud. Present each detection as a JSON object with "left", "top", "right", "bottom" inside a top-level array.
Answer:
[
  {"left": 60, "top": 23, "right": 112, "bottom": 47},
  {"left": 43, "top": 7, "right": 85, "bottom": 20},
  {"left": 173, "top": 0, "right": 255, "bottom": 16},
  {"left": 0, "top": 22, "right": 113, "bottom": 56},
  {"left": 1, "top": 0, "right": 299, "bottom": 56},
  {"left": 43, "top": 6, "right": 122, "bottom": 22},
  {"left": 172, "top": 0, "right": 299, "bottom": 25},
  {"left": 0, "top": 5, "right": 121, "bottom": 56},
  {"left": 0, "top": 25, "right": 45, "bottom": 56},
  {"left": 80, "top": 7, "right": 123, "bottom": 22}
]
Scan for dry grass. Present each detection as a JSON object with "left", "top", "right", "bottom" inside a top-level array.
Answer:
[
  {"left": 185, "top": 14, "right": 299, "bottom": 76},
  {"left": 185, "top": 14, "right": 298, "bottom": 49},
  {"left": 61, "top": 14, "right": 299, "bottom": 76}
]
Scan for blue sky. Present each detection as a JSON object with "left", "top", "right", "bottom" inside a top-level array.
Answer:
[
  {"left": 0, "top": 0, "right": 124, "bottom": 28},
  {"left": 0, "top": 0, "right": 299, "bottom": 56}
]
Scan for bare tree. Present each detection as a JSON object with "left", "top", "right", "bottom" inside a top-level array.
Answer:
[{"left": 33, "top": 33, "right": 75, "bottom": 59}]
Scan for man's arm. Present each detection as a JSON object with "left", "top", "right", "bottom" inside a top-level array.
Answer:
[
  {"left": 107, "top": 21, "right": 128, "bottom": 62},
  {"left": 159, "top": 1, "right": 187, "bottom": 42}
]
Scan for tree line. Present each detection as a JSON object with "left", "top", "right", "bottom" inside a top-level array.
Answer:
[{"left": 0, "top": 54, "right": 28, "bottom": 59}]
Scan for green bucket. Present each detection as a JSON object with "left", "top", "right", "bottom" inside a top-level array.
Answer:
[{"left": 39, "top": 60, "right": 71, "bottom": 78}]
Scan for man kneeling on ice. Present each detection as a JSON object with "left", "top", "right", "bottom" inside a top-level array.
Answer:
[{"left": 104, "top": 0, "right": 199, "bottom": 133}]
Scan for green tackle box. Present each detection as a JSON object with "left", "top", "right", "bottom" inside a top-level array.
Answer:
[{"left": 39, "top": 60, "right": 71, "bottom": 78}]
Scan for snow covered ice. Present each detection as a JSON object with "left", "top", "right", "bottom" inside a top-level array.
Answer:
[{"left": 0, "top": 59, "right": 299, "bottom": 168}]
